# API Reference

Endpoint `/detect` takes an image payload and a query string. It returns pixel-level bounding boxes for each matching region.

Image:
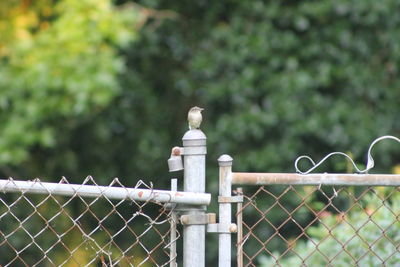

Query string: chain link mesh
[0,177,178,266]
[236,185,400,266]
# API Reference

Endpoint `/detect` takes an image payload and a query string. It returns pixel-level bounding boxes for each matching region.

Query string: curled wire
[295,135,400,174]
[294,152,362,174]
[364,135,400,173]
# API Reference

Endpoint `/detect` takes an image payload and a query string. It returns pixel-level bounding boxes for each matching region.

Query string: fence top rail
[0,178,211,205]
[231,172,400,186]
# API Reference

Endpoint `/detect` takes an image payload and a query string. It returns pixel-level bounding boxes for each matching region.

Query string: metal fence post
[236,187,243,267]
[218,154,233,267]
[182,129,207,267]
[170,178,178,267]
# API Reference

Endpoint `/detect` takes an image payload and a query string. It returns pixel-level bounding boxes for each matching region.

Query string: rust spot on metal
[207,213,216,224]
[138,191,143,198]
[172,146,181,156]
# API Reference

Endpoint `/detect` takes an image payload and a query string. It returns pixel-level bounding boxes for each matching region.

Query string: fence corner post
[182,129,207,267]
[218,154,233,267]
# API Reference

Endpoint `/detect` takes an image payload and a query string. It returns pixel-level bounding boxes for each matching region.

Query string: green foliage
[114,0,400,182]
[1,0,400,265]
[259,191,400,266]
[2,0,398,180]
[0,0,138,164]
[109,4,400,264]
[189,0,400,173]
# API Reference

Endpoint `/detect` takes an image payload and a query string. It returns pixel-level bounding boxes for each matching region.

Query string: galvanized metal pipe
[218,155,233,267]
[170,178,178,267]
[182,129,207,267]
[236,187,243,267]
[231,172,400,186]
[0,179,211,205]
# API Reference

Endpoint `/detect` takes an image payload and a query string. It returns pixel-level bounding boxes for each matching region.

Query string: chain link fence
[0,177,178,266]
[230,135,400,267]
[0,130,398,267]
[235,185,400,266]
[236,186,400,266]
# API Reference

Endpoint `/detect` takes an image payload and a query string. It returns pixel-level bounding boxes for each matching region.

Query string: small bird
[188,106,204,130]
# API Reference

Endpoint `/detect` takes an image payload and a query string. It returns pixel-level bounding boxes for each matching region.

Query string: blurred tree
[108,0,400,263]
[115,0,400,181]
[2,1,399,183]
[0,0,139,173]
[191,0,400,175]
[1,0,400,264]
[5,0,399,183]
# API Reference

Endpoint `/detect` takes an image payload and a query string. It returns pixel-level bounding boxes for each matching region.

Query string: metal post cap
[218,154,233,166]
[182,129,206,147]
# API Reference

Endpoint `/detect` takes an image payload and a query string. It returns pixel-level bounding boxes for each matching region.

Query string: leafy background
[0,0,399,265]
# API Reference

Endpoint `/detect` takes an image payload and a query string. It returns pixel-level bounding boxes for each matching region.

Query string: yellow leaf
[392,164,400,174]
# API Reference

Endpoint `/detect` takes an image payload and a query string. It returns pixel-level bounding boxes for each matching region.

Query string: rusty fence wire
[0,177,178,266]
[236,185,400,266]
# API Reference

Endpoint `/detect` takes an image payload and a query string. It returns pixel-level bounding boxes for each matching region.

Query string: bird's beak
[199,107,204,111]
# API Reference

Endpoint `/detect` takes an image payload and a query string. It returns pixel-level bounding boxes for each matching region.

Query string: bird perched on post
[188,106,204,130]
